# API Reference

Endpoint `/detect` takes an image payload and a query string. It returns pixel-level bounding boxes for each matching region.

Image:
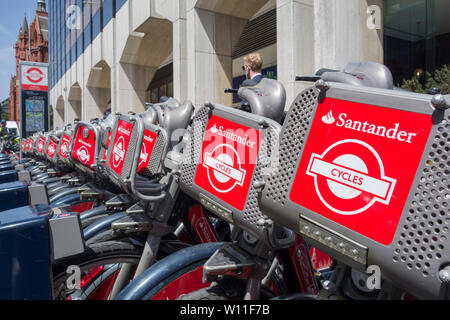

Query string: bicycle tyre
[52,241,143,300]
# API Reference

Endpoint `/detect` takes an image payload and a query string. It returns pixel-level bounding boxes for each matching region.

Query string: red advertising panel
[28,138,34,151]
[37,136,46,154]
[21,65,48,92]
[71,126,96,168]
[194,115,261,211]
[109,120,134,176]
[289,98,433,245]
[138,129,158,174]
[59,135,71,159]
[46,139,58,159]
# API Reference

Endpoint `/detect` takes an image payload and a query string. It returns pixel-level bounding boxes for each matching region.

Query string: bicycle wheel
[115,242,286,300]
[52,241,143,300]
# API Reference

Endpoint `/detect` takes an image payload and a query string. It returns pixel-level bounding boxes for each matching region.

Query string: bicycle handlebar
[295,75,321,82]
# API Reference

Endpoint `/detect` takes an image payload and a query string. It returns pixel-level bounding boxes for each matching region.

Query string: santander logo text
[322,110,418,143]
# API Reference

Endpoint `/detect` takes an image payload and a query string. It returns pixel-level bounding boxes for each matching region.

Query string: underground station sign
[21,64,48,92]
[290,98,433,245]
[195,115,261,211]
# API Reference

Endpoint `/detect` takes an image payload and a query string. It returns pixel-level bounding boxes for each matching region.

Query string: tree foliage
[401,65,450,94]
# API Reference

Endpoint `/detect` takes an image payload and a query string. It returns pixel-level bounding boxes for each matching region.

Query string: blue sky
[0,0,41,101]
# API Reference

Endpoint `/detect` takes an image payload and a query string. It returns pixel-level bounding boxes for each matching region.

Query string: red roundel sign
[109,120,134,176]
[71,126,95,168]
[37,136,46,154]
[138,129,158,174]
[194,115,261,211]
[28,138,34,151]
[25,67,45,83]
[21,65,48,91]
[59,135,71,159]
[46,140,58,159]
[290,98,433,245]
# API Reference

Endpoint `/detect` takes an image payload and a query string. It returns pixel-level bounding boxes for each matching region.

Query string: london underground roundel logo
[306,139,396,215]
[61,142,68,156]
[112,136,126,169]
[77,146,90,164]
[25,67,45,83]
[203,143,247,193]
[47,143,56,157]
[194,115,261,211]
[38,139,44,153]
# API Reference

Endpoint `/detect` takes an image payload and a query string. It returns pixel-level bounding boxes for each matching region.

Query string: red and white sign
[21,140,26,152]
[188,205,218,243]
[46,140,58,159]
[28,138,34,151]
[194,115,260,211]
[37,136,46,154]
[290,97,433,245]
[288,235,319,294]
[21,64,48,91]
[71,126,95,168]
[109,120,133,176]
[59,135,71,159]
[138,129,158,174]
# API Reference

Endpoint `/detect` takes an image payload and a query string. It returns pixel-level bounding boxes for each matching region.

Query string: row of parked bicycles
[0,61,448,300]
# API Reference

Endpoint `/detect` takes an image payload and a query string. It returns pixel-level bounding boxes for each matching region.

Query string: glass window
[384,0,450,86]
[103,0,114,27]
[116,0,127,12]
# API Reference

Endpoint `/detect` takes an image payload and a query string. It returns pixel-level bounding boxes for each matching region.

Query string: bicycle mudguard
[115,242,224,300]
[260,82,449,299]
[0,181,29,211]
[83,211,126,241]
[0,170,17,184]
[50,193,84,207]
[0,204,53,299]
[49,186,80,202]
[179,103,288,249]
[0,164,14,172]
[79,205,107,221]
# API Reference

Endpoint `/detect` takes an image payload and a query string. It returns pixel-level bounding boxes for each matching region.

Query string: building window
[147,63,173,103]
[384,0,450,85]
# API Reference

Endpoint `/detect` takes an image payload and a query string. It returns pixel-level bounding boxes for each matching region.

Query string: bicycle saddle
[321,61,394,90]
[238,78,286,123]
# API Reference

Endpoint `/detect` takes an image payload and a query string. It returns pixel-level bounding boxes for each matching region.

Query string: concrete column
[185,7,247,107]
[67,85,82,123]
[313,0,383,71]
[277,0,315,108]
[173,12,188,101]
[115,62,157,115]
[277,0,384,108]
[53,98,65,128]
[66,100,81,123]
[84,87,110,120]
